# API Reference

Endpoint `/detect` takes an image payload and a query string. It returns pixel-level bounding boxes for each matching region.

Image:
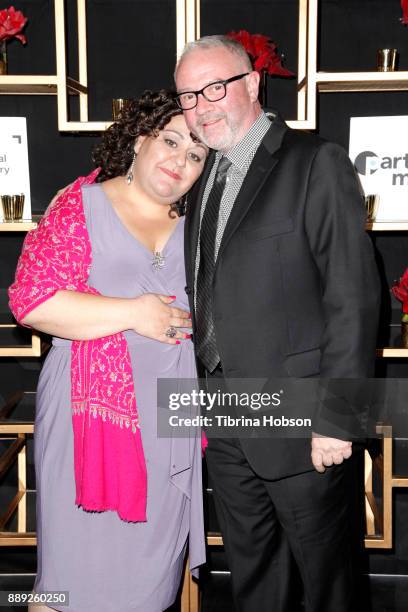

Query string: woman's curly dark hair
[92,89,183,183]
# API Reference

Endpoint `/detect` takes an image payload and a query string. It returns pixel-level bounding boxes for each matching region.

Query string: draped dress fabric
[33,183,205,612]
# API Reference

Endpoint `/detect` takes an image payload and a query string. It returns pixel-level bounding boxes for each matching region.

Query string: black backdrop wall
[1,0,408,609]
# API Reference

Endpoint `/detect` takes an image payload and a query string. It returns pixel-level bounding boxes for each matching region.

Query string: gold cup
[377,48,397,72]
[365,194,380,221]
[0,194,25,221]
[112,98,130,121]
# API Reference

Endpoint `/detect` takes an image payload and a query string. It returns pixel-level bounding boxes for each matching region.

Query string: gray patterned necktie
[195,156,231,372]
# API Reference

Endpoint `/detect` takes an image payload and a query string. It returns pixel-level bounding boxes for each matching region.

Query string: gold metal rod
[297,0,308,121]
[180,559,190,612]
[176,0,186,61]
[0,391,23,419]
[77,0,88,121]
[17,434,27,533]
[0,424,34,434]
[0,437,25,480]
[206,534,223,546]
[0,490,25,530]
[0,533,36,546]
[306,0,318,129]
[54,0,68,129]
[392,477,408,487]
[365,496,375,536]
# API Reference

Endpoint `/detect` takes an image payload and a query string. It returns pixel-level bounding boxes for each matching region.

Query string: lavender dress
[33,183,205,612]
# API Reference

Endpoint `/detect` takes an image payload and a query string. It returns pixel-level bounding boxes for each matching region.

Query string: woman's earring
[126,151,136,185]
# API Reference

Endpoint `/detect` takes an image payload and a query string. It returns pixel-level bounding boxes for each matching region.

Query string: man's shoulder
[281,125,350,168]
[283,123,326,151]
[263,110,328,158]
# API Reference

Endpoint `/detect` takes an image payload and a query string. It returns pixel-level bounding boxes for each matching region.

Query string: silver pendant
[126,169,133,185]
[152,251,165,271]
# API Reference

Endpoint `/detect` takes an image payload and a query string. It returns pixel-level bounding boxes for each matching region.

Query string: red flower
[401,0,408,25]
[227,29,294,77]
[0,6,27,44]
[231,30,255,56]
[392,268,408,313]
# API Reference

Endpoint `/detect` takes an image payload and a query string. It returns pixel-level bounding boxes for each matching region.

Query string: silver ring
[165,326,177,338]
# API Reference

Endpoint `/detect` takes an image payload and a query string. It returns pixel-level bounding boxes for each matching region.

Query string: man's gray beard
[196,117,239,152]
[199,129,234,153]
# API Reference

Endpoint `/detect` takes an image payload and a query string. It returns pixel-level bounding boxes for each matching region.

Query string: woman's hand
[20,291,192,343]
[132,294,192,344]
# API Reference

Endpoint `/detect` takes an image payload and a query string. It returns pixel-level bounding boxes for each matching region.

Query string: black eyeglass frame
[175,72,250,110]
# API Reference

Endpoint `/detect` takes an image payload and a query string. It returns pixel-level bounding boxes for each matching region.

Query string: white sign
[349,116,408,221]
[0,117,31,220]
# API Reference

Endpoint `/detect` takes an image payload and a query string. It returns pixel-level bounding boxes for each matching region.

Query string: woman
[8,90,209,612]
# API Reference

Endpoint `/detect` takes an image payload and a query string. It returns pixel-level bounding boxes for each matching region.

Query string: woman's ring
[165,326,177,338]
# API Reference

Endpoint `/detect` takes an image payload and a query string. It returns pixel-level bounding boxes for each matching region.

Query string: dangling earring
[126,151,136,185]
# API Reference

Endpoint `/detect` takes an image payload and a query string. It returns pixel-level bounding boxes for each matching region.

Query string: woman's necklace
[152,251,165,271]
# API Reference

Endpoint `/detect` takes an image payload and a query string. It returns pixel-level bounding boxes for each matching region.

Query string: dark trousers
[206,436,365,612]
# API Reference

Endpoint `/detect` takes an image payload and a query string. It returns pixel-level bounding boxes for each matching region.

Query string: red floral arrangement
[392,268,408,320]
[401,0,408,25]
[227,30,294,77]
[0,6,27,44]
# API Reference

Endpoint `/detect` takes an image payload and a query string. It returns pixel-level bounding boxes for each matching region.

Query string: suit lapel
[216,114,288,265]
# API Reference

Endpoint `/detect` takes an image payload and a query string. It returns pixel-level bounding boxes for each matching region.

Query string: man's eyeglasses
[175,73,249,110]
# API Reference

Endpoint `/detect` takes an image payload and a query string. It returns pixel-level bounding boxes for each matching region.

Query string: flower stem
[0,40,7,75]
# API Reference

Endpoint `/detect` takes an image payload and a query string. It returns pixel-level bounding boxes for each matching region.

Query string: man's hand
[311,432,352,473]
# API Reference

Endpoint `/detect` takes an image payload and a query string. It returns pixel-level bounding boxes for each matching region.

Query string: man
[174,35,380,611]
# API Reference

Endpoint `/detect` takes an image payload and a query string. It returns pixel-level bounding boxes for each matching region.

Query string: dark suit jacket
[184,112,381,479]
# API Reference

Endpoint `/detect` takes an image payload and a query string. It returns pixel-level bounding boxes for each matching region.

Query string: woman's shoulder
[81,182,109,228]
[81,182,102,195]
[83,177,123,200]
[81,182,105,205]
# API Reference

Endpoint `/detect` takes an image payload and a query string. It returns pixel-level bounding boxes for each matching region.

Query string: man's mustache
[196,113,226,127]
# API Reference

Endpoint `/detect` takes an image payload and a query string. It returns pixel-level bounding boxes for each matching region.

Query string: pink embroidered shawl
[8,170,147,522]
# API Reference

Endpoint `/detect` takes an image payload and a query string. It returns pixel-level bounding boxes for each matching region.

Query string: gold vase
[0,40,7,75]
[401,321,408,348]
[0,194,25,221]
[112,98,130,121]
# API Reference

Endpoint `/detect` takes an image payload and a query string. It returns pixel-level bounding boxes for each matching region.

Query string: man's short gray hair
[175,35,253,79]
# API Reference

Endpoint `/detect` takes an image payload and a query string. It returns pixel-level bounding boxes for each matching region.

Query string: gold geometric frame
[1,1,408,131]
[297,0,408,130]
[365,425,408,549]
[0,217,46,356]
[0,392,36,546]
[51,0,316,131]
[175,0,311,130]
[56,0,203,131]
[0,326,42,357]
[176,0,408,131]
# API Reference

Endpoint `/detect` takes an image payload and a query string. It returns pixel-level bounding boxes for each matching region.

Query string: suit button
[185,285,192,295]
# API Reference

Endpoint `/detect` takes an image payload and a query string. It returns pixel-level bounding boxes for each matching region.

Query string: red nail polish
[169,295,176,299]
[185,334,192,339]
[175,340,181,345]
